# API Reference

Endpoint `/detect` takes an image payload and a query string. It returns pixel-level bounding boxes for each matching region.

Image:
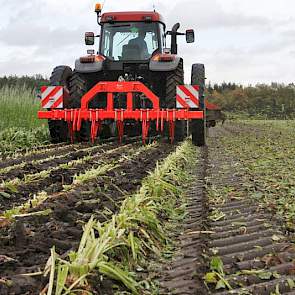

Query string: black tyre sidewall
[48,66,73,143]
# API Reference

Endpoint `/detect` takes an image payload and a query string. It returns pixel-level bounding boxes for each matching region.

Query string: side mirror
[85,32,95,46]
[186,29,195,43]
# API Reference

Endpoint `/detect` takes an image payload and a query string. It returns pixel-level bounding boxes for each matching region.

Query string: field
[0,85,49,157]
[0,118,294,294]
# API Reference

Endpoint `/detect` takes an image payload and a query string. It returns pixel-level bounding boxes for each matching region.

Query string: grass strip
[44,140,197,294]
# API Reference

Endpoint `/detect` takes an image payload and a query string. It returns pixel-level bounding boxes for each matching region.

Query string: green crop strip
[0,127,49,158]
[43,140,197,294]
[0,142,114,176]
[0,191,50,220]
[64,143,157,189]
[0,144,134,194]
[0,144,157,223]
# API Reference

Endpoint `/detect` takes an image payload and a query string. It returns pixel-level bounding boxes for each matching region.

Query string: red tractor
[38,4,221,146]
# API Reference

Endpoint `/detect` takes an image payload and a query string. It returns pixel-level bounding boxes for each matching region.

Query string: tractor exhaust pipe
[171,23,180,54]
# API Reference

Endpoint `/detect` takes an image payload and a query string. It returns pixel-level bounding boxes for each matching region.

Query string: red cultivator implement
[38,81,204,144]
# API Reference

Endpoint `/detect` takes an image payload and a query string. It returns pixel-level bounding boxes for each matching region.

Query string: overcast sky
[0,0,294,85]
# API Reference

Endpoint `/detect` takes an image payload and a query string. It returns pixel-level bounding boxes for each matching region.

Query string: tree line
[0,75,48,90]
[206,82,295,119]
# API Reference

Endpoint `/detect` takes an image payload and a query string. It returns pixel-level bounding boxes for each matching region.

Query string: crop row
[0,141,176,294]
[41,140,197,294]
[0,142,150,214]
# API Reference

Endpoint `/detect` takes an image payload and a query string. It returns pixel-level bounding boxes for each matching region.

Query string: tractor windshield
[100,22,161,61]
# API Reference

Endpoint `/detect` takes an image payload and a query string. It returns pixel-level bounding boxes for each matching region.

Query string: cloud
[0,25,84,49]
[0,0,294,84]
[167,0,270,30]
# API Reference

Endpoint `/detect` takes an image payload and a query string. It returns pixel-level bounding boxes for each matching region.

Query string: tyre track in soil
[159,146,208,295]
[0,140,143,213]
[160,125,295,295]
[0,143,175,295]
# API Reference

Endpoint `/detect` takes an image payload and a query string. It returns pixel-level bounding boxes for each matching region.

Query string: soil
[157,124,295,295]
[1,123,295,295]
[0,142,137,212]
[0,141,174,294]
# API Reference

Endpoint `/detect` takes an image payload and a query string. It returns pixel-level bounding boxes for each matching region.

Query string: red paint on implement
[206,101,221,110]
[101,11,164,23]
[38,81,204,144]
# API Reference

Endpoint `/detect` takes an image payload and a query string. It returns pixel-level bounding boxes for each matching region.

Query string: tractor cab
[99,21,164,61]
[98,11,166,62]
[84,8,195,62]
[81,8,195,81]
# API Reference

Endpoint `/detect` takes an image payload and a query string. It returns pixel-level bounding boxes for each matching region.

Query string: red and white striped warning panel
[176,85,199,108]
[40,86,64,109]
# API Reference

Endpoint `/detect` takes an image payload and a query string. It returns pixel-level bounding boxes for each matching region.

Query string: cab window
[101,22,160,60]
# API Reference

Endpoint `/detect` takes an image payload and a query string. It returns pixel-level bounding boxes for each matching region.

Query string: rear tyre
[191,64,206,146]
[68,73,91,142]
[191,64,205,98]
[192,119,206,146]
[48,66,73,143]
[165,60,186,141]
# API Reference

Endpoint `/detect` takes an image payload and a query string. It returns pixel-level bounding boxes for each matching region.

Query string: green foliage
[0,126,49,158]
[0,82,49,156]
[0,75,48,90]
[0,85,45,130]
[204,256,232,290]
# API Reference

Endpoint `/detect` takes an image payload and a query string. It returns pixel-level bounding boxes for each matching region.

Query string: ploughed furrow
[0,141,139,212]
[0,141,119,182]
[208,200,295,294]
[0,142,68,162]
[0,143,174,294]
[205,126,295,295]
[0,142,87,170]
[0,136,141,172]
[159,147,208,295]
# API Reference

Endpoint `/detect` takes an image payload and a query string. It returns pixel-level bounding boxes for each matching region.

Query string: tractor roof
[101,11,164,23]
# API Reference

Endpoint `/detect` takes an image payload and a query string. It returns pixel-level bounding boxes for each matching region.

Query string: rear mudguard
[75,59,103,73]
[149,56,181,72]
[75,56,181,73]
